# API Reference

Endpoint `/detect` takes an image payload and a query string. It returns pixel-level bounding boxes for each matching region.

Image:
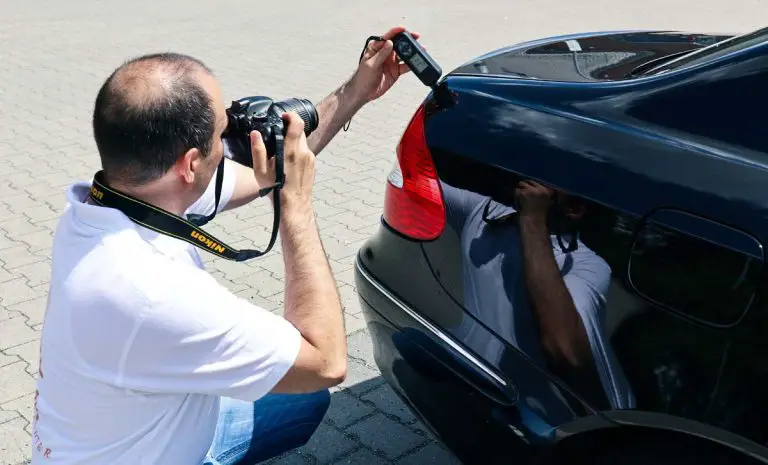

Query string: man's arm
[305,80,365,155]
[221,81,365,212]
[306,24,421,155]
[514,180,596,368]
[223,25,417,211]
[518,205,617,410]
[271,197,347,392]
[518,213,594,368]
[255,114,347,394]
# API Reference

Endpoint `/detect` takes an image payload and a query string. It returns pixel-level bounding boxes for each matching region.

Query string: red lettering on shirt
[32,335,53,459]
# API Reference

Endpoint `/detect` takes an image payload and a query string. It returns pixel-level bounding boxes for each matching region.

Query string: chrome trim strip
[355,257,509,388]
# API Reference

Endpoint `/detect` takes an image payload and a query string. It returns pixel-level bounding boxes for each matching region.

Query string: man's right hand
[277,112,316,218]
[250,112,316,219]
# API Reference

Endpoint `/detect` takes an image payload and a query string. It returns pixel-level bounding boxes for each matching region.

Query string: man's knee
[253,389,331,436]
[271,389,331,430]
[238,390,331,463]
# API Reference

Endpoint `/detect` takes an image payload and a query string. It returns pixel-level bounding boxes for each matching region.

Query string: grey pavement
[0,1,764,464]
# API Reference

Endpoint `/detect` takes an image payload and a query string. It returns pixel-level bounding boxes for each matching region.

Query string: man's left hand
[515,180,555,221]
[350,26,421,103]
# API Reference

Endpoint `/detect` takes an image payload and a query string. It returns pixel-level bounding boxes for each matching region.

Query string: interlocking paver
[0,418,30,465]
[0,305,11,323]
[325,391,376,430]
[0,410,21,425]
[1,394,36,427]
[297,423,359,464]
[0,247,44,272]
[0,319,38,352]
[0,362,35,405]
[0,353,20,369]
[396,443,463,465]
[4,343,40,377]
[12,231,54,255]
[4,299,46,327]
[360,386,417,424]
[0,278,44,309]
[343,314,367,335]
[0,219,47,239]
[345,331,376,367]
[266,452,312,465]
[2,1,764,463]
[331,448,389,465]
[10,262,50,289]
[233,272,285,298]
[346,414,426,461]
[336,360,385,397]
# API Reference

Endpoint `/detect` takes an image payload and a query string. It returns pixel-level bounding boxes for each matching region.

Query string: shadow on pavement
[264,371,463,465]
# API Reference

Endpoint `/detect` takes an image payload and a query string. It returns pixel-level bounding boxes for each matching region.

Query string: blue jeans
[203,390,331,465]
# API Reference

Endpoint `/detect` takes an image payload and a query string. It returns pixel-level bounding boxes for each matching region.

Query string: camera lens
[273,98,320,135]
[396,40,413,58]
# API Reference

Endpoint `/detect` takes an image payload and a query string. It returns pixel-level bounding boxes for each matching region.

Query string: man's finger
[398,63,411,75]
[282,112,305,140]
[521,180,543,189]
[381,25,406,40]
[281,111,309,159]
[370,40,394,67]
[364,41,384,62]
[250,130,267,170]
[366,29,418,61]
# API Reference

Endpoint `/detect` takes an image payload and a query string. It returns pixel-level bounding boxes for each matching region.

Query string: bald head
[92,53,217,185]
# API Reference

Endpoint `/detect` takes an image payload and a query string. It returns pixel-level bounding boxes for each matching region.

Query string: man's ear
[175,147,202,185]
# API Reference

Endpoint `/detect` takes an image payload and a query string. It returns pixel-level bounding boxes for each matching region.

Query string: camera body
[392,31,442,87]
[222,96,319,167]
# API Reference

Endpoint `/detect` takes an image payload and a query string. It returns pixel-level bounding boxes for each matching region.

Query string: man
[31,26,417,465]
[441,178,634,432]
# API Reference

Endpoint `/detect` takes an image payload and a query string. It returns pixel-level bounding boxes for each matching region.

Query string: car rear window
[646,26,768,75]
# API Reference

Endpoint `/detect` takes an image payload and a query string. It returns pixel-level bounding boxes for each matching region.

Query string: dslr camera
[222,96,319,167]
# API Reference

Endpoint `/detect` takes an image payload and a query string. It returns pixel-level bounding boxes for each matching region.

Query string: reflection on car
[354,25,768,465]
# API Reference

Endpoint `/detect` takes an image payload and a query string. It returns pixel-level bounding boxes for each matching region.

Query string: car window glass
[647,26,768,75]
[628,209,763,326]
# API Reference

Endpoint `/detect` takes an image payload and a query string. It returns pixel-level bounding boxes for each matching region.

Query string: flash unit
[392,31,442,88]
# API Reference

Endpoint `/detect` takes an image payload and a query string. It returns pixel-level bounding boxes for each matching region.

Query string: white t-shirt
[31,160,302,465]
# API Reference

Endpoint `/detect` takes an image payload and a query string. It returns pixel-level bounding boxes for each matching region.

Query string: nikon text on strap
[88,135,285,261]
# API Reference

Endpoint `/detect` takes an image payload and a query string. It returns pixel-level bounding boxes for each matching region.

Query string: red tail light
[383,103,445,240]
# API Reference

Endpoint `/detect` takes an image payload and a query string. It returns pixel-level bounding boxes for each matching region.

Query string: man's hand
[250,113,316,213]
[223,26,423,210]
[276,112,316,217]
[350,26,421,103]
[515,180,554,222]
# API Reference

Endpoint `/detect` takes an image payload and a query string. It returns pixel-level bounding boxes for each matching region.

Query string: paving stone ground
[0,1,764,463]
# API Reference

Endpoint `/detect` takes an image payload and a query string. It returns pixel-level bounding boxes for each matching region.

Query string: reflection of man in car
[442,178,634,416]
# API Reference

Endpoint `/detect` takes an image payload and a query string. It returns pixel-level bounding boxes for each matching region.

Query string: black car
[354,26,768,465]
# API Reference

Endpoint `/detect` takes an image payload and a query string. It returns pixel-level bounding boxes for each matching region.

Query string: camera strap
[88,135,285,262]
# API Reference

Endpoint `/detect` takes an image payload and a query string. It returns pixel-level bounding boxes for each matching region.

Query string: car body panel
[356,26,768,463]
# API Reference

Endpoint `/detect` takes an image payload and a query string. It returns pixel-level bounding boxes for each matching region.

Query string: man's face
[189,70,229,198]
